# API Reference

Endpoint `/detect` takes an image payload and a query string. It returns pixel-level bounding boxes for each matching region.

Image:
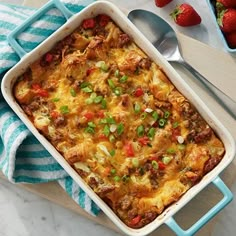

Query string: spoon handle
[180,60,236,120]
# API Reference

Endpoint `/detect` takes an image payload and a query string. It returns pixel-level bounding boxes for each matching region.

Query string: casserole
[1,1,235,235]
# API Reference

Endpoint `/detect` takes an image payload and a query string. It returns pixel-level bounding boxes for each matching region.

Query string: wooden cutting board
[1,34,236,236]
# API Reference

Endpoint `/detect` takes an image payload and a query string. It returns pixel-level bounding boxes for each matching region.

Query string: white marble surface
[0,178,121,236]
[0,0,236,236]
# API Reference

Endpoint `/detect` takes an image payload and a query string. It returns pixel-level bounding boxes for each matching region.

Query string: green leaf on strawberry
[217,9,236,33]
[170,4,201,27]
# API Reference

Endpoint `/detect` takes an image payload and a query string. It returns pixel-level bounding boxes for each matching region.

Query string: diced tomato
[149,154,158,161]
[103,167,111,177]
[171,127,181,142]
[82,18,96,29]
[98,134,108,141]
[83,111,94,121]
[45,53,53,63]
[134,87,144,97]
[86,67,96,76]
[98,14,110,27]
[158,161,166,170]
[138,136,149,146]
[50,110,59,119]
[124,142,135,157]
[130,215,142,226]
[37,89,49,97]
[32,83,41,90]
[152,121,158,128]
[32,83,49,97]
[97,110,105,118]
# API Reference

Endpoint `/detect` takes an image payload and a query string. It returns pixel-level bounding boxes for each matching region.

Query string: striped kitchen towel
[0,0,100,215]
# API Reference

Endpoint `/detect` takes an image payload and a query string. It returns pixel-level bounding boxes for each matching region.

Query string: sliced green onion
[101,99,107,109]
[151,160,159,169]
[110,168,116,174]
[103,125,110,137]
[52,97,60,102]
[85,126,95,134]
[134,102,141,114]
[119,75,128,83]
[106,116,116,124]
[85,98,93,104]
[80,82,90,88]
[90,92,97,99]
[166,148,176,154]
[110,149,115,157]
[88,122,96,128]
[178,144,186,150]
[114,87,122,96]
[109,134,115,143]
[140,112,147,120]
[114,176,120,182]
[100,118,108,124]
[122,175,130,182]
[85,93,97,104]
[100,62,109,72]
[152,111,159,121]
[139,167,145,175]
[82,86,93,93]
[60,105,69,114]
[159,118,166,128]
[162,156,173,165]
[148,127,156,139]
[164,111,170,119]
[110,124,117,133]
[108,79,115,89]
[173,121,179,128]
[132,158,139,168]
[137,125,144,137]
[94,95,103,104]
[114,69,120,77]
[145,108,153,113]
[70,88,76,97]
[117,123,124,135]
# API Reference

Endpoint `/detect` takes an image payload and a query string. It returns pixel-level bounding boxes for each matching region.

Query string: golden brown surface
[13,15,225,228]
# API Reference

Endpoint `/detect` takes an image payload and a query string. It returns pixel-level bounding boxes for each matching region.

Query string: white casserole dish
[1,1,235,235]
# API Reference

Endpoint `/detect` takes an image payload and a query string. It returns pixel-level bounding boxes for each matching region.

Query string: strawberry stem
[170,5,182,22]
[217,9,227,27]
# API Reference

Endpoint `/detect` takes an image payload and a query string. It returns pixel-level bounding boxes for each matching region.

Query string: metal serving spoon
[128,9,236,119]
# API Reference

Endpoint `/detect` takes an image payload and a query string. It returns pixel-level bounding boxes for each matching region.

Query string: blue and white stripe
[0,0,99,216]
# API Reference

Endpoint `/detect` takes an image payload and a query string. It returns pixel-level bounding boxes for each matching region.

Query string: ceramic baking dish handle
[165,176,233,236]
[7,0,73,58]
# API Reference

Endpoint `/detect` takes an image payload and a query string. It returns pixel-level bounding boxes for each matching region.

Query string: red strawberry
[225,31,236,48]
[216,0,236,9]
[217,9,236,33]
[155,0,173,8]
[170,4,202,27]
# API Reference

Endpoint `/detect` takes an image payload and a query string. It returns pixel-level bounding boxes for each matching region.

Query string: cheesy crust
[14,15,225,228]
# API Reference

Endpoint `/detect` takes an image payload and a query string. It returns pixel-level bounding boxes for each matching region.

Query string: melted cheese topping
[14,15,225,229]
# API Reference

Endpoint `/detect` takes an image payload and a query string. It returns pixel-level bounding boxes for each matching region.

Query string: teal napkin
[0,0,100,216]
